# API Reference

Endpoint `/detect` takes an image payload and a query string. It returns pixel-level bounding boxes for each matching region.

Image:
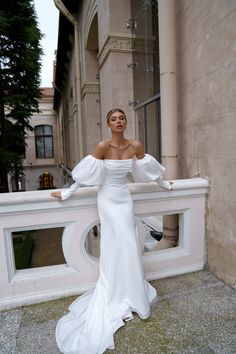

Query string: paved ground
[0,270,236,354]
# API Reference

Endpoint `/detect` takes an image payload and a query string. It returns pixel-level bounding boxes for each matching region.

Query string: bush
[13,236,33,269]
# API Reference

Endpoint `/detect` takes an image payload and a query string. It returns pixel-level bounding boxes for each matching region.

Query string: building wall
[82,0,136,143]
[81,0,137,142]
[58,47,78,168]
[23,88,62,190]
[176,1,236,288]
[56,0,160,161]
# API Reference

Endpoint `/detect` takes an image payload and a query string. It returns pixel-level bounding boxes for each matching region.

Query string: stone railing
[0,178,209,310]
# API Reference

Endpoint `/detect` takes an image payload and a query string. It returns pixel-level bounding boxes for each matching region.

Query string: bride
[51,108,172,354]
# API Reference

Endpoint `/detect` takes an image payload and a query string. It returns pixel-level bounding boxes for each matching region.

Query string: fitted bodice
[103,159,133,186]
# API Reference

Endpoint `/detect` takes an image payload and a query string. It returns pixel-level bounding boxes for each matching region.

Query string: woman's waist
[102,176,127,186]
[100,181,129,189]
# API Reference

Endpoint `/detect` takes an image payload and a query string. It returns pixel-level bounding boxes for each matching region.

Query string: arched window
[35,125,54,158]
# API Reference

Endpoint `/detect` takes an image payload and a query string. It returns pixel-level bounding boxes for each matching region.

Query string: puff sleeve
[61,155,105,200]
[132,154,172,190]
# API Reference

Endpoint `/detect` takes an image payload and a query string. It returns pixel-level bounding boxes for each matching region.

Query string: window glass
[44,137,53,157]
[35,125,44,136]
[35,125,53,158]
[44,125,53,135]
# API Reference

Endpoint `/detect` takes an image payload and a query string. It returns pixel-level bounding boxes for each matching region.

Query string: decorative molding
[73,103,78,115]
[98,33,155,68]
[81,82,100,98]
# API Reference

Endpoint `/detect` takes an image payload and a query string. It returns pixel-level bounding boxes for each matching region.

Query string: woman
[51,108,172,354]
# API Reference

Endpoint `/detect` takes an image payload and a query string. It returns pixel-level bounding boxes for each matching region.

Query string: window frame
[35,124,54,159]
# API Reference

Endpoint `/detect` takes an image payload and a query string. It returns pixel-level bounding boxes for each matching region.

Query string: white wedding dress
[56,154,167,354]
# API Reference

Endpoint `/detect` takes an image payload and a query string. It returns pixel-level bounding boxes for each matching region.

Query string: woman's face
[108,111,127,132]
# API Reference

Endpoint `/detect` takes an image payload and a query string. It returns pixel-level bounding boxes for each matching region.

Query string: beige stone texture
[82,90,101,154]
[56,46,80,169]
[109,0,131,34]
[176,0,236,288]
[23,89,62,191]
[76,0,137,152]
[23,165,62,191]
[56,0,161,159]
[80,5,101,155]
[97,0,110,50]
[99,51,135,140]
[96,0,137,140]
[83,50,99,82]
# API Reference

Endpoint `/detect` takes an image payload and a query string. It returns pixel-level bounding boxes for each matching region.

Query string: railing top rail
[0,178,210,210]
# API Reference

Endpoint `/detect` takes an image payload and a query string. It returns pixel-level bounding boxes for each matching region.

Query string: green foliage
[0,0,43,192]
[13,234,33,269]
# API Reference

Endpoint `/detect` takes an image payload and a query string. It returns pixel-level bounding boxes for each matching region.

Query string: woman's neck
[110,132,128,147]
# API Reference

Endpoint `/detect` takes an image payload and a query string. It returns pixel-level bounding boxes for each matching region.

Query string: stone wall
[23,89,61,191]
[176,0,236,288]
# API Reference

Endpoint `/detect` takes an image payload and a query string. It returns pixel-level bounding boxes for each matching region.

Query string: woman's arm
[51,144,105,201]
[132,140,173,190]
[131,140,145,159]
[51,181,82,201]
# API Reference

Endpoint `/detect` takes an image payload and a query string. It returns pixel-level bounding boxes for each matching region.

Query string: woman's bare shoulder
[92,140,110,159]
[130,140,143,148]
[130,140,145,158]
[96,139,111,150]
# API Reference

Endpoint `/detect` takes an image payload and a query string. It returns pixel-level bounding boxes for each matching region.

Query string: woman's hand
[51,191,62,200]
[156,178,173,190]
[160,181,173,190]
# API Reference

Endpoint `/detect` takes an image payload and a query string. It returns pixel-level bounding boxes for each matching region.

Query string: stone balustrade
[0,178,209,310]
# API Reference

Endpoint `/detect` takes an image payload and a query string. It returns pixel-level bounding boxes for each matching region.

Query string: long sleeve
[155,177,172,190]
[61,181,82,200]
[132,154,172,190]
[132,154,165,182]
[61,155,105,200]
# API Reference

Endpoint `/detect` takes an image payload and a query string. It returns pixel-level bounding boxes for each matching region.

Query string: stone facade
[23,88,62,191]
[176,1,236,288]
[54,0,160,164]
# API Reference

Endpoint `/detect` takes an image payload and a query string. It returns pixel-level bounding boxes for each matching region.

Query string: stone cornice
[98,32,155,68]
[81,82,100,98]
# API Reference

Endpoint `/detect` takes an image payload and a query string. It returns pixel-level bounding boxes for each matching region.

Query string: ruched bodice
[60,154,167,200]
[103,159,132,186]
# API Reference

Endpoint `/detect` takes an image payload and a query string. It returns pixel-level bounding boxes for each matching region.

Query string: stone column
[74,22,84,160]
[158,0,178,178]
[97,0,135,140]
[156,0,178,250]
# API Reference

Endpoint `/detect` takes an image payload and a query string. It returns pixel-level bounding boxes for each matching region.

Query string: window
[38,171,54,189]
[35,125,54,158]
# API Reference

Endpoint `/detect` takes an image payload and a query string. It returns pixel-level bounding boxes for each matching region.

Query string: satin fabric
[57,155,165,354]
